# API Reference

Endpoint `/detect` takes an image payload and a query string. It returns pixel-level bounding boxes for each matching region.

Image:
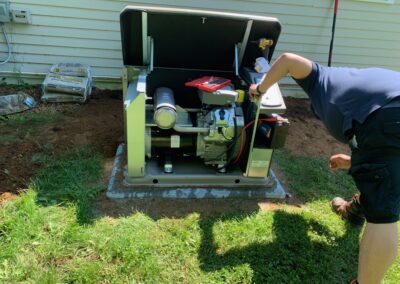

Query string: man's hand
[247,53,312,101]
[248,84,262,101]
[329,154,351,170]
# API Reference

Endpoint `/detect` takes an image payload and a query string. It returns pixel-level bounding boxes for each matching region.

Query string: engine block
[196,106,244,167]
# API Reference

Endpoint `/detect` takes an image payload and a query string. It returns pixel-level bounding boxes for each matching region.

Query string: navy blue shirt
[294,62,400,143]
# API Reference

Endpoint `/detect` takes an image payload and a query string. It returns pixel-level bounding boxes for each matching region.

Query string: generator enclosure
[119,5,289,189]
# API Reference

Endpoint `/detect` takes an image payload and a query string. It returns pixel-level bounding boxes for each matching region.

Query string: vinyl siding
[0,0,399,94]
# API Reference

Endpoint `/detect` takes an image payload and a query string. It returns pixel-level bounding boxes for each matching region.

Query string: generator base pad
[107,144,286,199]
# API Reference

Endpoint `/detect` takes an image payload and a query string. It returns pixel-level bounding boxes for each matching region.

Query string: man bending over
[249,53,400,284]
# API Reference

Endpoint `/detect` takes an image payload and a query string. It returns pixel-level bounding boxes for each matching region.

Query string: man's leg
[357,222,398,284]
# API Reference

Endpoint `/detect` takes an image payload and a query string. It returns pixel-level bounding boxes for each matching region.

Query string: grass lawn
[1,144,399,282]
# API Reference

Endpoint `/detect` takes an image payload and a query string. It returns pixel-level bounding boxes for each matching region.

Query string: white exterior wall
[0,0,399,94]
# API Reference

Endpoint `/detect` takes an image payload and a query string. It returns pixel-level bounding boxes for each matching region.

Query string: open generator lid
[120,6,281,71]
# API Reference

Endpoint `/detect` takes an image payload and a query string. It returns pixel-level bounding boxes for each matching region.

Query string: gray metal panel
[125,82,146,178]
[246,148,273,178]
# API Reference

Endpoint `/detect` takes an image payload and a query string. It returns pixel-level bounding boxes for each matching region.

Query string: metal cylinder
[154,87,176,129]
[173,125,209,133]
[151,136,194,148]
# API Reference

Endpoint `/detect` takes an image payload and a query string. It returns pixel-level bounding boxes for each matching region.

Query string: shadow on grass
[93,196,361,283]
[197,210,360,283]
[29,144,361,282]
[31,145,104,225]
[90,147,361,282]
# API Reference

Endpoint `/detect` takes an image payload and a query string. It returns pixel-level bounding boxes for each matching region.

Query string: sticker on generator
[171,135,180,148]
[251,160,269,168]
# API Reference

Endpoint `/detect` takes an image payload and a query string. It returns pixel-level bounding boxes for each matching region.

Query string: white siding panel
[9,44,121,59]
[0,0,399,93]
[22,5,120,22]
[8,26,120,40]
[32,16,120,31]
[10,34,121,51]
[8,54,122,69]
[6,63,121,77]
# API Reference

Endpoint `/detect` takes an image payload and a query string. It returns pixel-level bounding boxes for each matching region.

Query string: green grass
[0,110,62,145]
[273,150,357,202]
[0,148,399,283]
[0,110,62,126]
[31,145,104,223]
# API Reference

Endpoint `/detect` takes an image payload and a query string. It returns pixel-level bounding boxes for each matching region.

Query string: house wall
[0,0,399,95]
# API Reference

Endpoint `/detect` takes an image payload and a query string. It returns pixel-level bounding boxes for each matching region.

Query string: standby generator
[107,5,289,199]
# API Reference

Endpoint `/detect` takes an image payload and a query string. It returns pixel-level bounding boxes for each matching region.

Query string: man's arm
[249,53,313,98]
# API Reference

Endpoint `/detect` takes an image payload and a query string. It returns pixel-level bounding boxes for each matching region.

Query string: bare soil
[0,87,350,214]
[0,87,123,206]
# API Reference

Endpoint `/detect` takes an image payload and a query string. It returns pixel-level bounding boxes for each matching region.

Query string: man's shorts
[350,106,400,224]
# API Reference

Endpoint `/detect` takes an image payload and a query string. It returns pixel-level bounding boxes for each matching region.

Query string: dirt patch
[0,87,349,214]
[0,87,123,196]
[283,97,349,158]
[92,193,301,220]
[0,192,18,207]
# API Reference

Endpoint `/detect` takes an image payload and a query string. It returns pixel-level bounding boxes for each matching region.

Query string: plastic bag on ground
[0,93,37,115]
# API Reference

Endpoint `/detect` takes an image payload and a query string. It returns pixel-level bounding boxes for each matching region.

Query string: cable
[328,0,339,66]
[231,117,288,166]
[210,115,289,171]
[0,23,12,65]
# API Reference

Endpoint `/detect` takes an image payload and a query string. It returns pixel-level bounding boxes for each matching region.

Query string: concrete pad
[107,144,286,199]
